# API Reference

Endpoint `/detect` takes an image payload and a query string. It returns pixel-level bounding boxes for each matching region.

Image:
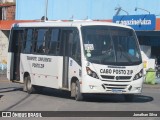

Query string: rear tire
[25,76,35,94]
[23,78,27,92]
[124,94,134,102]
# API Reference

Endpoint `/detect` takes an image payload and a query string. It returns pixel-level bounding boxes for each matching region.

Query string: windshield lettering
[100,69,133,75]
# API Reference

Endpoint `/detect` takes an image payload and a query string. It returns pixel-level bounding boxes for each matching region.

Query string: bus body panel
[19,55,81,90]
[20,54,63,89]
[7,53,13,80]
[68,57,82,90]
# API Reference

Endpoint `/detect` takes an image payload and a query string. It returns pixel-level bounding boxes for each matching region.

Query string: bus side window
[48,28,59,55]
[32,29,38,53]
[37,29,48,54]
[71,30,81,65]
[23,29,32,54]
[22,29,27,52]
[10,29,24,53]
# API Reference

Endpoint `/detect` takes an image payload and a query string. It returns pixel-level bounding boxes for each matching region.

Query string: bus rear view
[80,25,143,101]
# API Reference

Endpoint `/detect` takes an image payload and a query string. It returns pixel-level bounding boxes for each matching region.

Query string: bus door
[61,29,73,88]
[10,30,23,81]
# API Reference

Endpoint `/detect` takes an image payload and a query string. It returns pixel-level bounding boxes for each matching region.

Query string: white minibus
[7,21,143,101]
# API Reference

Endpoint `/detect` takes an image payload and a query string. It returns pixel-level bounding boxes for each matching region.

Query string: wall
[0,0,15,3]
[0,30,8,74]
[16,0,160,20]
[6,5,15,20]
[0,3,15,74]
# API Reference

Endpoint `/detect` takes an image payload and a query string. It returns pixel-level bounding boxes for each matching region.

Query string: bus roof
[11,20,132,29]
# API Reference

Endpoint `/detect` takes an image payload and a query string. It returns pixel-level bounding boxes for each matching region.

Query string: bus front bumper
[81,76,143,94]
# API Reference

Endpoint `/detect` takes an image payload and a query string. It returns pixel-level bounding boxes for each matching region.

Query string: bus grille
[102,84,128,90]
[101,75,132,82]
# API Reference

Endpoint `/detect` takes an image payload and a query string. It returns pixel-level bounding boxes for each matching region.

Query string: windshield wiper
[121,52,133,63]
[117,45,133,63]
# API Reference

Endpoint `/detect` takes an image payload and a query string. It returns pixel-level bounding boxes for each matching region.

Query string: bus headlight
[133,69,143,80]
[86,67,99,79]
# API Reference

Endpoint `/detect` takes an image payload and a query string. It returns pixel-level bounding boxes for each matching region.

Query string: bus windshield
[82,26,142,66]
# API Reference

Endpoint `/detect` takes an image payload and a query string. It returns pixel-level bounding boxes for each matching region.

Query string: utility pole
[45,0,48,21]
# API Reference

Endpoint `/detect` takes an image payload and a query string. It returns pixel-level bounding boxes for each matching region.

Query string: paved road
[0,75,160,120]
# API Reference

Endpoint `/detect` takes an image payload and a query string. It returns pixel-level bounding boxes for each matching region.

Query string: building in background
[0,0,35,74]
[0,0,15,74]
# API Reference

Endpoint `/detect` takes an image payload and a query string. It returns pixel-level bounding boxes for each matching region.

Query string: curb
[143,84,160,89]
[0,80,10,83]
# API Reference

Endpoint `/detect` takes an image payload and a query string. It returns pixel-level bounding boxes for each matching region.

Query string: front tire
[71,81,83,101]
[75,81,83,101]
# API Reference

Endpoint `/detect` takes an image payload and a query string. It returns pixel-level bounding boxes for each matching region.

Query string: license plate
[112,89,122,93]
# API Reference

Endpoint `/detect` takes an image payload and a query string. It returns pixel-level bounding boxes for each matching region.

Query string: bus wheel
[23,78,27,92]
[71,82,76,97]
[25,76,35,94]
[124,94,134,102]
[75,81,83,101]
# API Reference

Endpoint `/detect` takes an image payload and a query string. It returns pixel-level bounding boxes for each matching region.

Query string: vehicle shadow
[82,94,154,103]
[0,87,22,93]
[0,95,3,99]
[36,87,154,103]
[39,87,72,99]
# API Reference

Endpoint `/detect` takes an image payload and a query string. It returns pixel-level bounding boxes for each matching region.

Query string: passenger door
[10,29,23,81]
[61,29,73,88]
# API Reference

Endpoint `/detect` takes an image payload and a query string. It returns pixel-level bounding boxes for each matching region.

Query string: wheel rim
[27,78,32,91]
[75,84,78,99]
